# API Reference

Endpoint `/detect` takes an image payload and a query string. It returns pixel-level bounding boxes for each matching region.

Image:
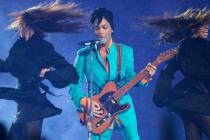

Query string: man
[69,8,156,140]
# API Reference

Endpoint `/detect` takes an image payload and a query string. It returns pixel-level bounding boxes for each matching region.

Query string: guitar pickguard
[99,91,129,115]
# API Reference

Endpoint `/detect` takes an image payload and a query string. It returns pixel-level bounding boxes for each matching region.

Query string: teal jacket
[69,42,143,126]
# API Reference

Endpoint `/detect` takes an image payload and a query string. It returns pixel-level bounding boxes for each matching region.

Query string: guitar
[78,47,178,134]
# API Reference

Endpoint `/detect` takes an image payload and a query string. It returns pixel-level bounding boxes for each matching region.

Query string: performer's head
[90,8,114,45]
[144,8,210,44]
[18,19,35,41]
[7,0,87,41]
[194,24,209,39]
[179,8,210,39]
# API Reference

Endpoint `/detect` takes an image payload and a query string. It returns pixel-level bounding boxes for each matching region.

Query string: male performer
[69,8,156,140]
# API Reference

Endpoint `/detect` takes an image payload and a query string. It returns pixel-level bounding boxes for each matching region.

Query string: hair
[7,0,88,37]
[141,8,210,45]
[90,8,114,30]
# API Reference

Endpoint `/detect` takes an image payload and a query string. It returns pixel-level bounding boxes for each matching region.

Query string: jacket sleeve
[43,43,79,88]
[69,52,86,108]
[125,47,147,87]
[153,58,179,107]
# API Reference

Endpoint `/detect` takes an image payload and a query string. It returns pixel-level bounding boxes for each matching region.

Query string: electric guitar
[78,47,178,134]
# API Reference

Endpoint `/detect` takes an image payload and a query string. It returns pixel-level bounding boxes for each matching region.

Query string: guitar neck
[113,60,159,100]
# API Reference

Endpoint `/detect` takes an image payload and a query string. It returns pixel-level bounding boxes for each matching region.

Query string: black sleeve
[43,43,79,88]
[0,59,7,73]
[153,58,179,107]
[0,43,18,73]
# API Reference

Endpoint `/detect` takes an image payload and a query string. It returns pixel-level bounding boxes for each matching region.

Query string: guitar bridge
[96,113,112,127]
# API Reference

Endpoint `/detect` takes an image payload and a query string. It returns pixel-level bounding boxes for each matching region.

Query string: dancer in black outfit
[145,8,210,140]
[0,1,87,140]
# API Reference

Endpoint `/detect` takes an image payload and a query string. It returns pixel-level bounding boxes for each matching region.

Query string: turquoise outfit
[69,42,142,140]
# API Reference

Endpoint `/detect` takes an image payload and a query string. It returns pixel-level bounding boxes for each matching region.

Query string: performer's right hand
[39,68,50,77]
[81,97,103,118]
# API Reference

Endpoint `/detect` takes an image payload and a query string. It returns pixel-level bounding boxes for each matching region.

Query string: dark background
[0,0,209,140]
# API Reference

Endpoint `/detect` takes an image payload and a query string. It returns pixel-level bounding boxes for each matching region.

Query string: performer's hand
[39,68,50,77]
[81,97,103,118]
[141,63,157,84]
[92,100,103,118]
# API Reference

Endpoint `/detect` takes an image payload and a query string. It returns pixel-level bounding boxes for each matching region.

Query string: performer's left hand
[39,68,50,77]
[141,63,157,84]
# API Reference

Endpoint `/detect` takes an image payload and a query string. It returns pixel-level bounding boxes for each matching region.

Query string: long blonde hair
[8,0,88,37]
[141,8,210,45]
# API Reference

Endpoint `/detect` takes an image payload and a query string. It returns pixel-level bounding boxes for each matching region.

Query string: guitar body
[78,81,130,134]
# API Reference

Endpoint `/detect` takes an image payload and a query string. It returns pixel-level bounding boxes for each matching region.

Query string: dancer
[0,1,86,140]
[146,8,210,140]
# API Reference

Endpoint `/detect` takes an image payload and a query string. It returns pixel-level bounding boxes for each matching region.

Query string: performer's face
[93,17,113,44]
[19,25,34,41]
[196,24,209,39]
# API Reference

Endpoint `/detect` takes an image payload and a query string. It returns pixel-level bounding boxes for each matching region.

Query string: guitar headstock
[154,47,179,66]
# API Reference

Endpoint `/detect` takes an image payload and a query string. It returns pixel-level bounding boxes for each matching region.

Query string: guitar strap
[115,44,122,126]
[116,44,122,85]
